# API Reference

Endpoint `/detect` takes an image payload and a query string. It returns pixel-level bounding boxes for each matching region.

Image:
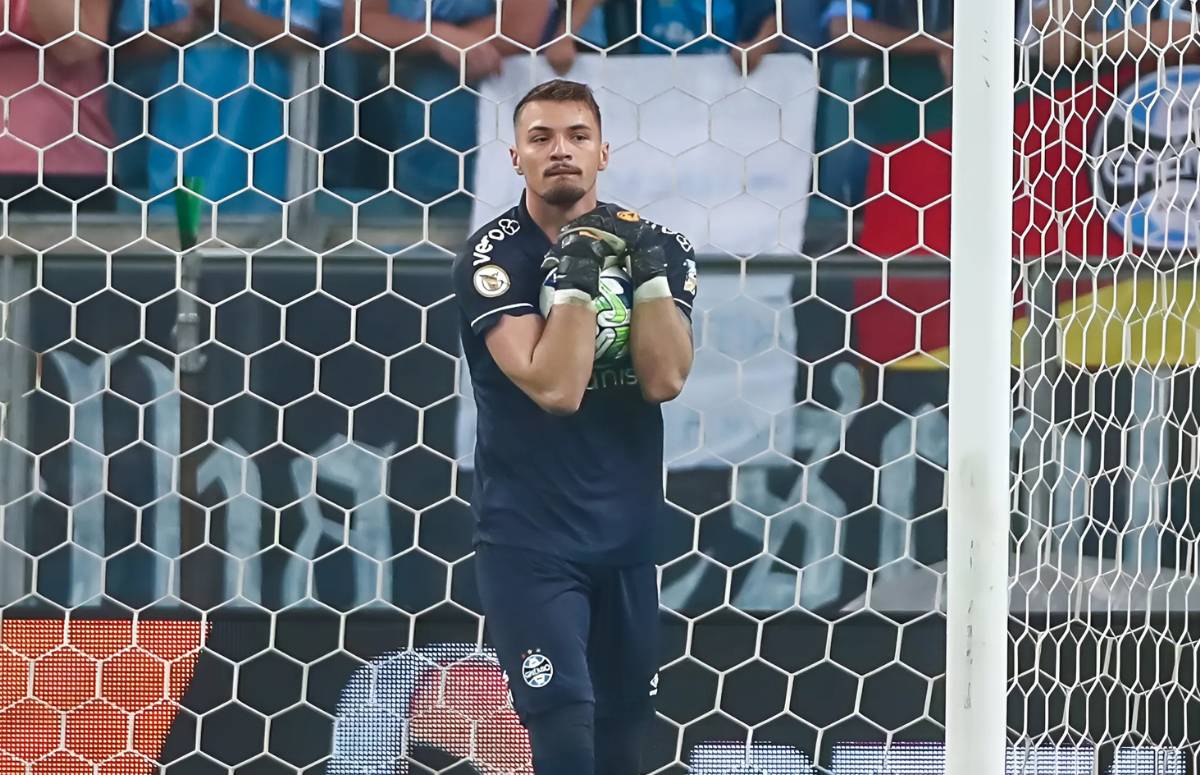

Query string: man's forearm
[484,0,599,57]
[28,0,110,66]
[222,0,315,49]
[152,18,202,47]
[745,13,778,47]
[345,1,446,52]
[828,17,947,55]
[631,301,692,404]
[519,304,598,415]
[1098,19,1200,60]
[560,0,602,34]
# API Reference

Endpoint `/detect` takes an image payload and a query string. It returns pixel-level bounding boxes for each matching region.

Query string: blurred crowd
[0,0,1197,228]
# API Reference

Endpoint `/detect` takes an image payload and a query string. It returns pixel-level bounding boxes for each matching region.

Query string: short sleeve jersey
[821,0,954,145]
[452,195,698,566]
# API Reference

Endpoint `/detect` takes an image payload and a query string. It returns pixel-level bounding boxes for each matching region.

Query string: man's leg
[593,706,653,775]
[525,701,595,775]
[474,542,596,775]
[587,562,660,775]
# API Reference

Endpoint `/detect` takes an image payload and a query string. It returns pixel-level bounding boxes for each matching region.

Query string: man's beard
[543,179,586,207]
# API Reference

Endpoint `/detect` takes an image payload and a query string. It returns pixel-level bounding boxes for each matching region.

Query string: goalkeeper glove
[627,242,671,303]
[540,226,626,305]
[564,207,672,303]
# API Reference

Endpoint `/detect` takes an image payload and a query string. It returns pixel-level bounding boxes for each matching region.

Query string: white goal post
[2,2,1200,774]
[947,1,1016,774]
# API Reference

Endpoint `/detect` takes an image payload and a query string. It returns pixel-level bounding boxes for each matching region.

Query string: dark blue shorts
[474,542,660,722]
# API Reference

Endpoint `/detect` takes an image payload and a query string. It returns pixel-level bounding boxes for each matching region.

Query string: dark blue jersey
[452,194,698,565]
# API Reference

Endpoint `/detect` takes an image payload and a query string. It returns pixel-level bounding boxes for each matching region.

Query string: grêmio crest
[1091,65,1200,253]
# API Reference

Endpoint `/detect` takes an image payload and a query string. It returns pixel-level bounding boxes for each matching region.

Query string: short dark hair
[512,79,603,134]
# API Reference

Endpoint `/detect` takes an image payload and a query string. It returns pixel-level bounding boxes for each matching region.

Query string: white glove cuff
[633,276,672,305]
[553,288,594,307]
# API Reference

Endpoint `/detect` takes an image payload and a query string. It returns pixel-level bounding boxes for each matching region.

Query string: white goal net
[1006,1,1200,772]
[0,0,1196,773]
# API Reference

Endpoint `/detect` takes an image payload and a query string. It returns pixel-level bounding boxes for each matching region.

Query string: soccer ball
[540,265,633,367]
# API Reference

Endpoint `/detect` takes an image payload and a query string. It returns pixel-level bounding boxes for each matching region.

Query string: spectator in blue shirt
[1021,0,1198,70]
[823,0,952,77]
[345,0,606,78]
[638,0,781,73]
[822,0,952,145]
[116,0,319,214]
[315,0,344,43]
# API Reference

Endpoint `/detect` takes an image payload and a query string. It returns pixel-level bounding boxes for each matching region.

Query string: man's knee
[525,701,595,775]
[594,703,653,775]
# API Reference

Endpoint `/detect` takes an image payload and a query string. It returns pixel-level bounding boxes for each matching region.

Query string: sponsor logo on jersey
[616,210,640,222]
[473,265,511,298]
[587,366,639,392]
[472,218,521,265]
[521,651,553,688]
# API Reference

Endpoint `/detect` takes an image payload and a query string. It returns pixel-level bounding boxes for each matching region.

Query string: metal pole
[286,51,321,246]
[946,0,1014,772]
[174,184,212,606]
[0,252,33,605]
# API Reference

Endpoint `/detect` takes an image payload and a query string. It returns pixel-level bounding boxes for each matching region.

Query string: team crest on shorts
[521,650,554,688]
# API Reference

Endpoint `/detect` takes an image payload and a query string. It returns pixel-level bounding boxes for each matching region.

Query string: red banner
[853,75,1129,366]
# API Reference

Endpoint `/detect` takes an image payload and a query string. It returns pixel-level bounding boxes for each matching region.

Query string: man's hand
[433,25,503,80]
[937,47,953,83]
[541,225,626,301]
[558,207,672,302]
[554,207,694,403]
[731,38,778,75]
[731,14,779,74]
[934,29,953,81]
[545,34,577,75]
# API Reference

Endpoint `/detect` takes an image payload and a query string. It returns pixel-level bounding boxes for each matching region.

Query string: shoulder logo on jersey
[472,218,522,266]
[683,258,698,295]
[473,265,511,298]
[616,210,640,223]
[521,650,553,688]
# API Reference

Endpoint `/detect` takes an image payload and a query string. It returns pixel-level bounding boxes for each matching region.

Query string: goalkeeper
[451,79,697,775]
